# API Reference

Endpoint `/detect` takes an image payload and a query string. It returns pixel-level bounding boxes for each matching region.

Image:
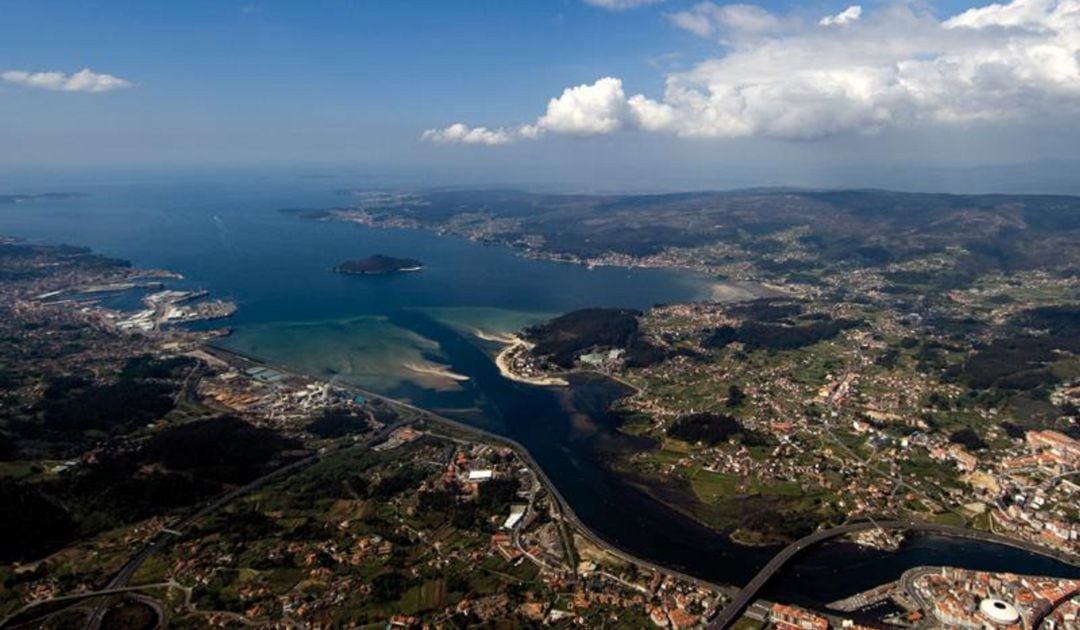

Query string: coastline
[206,345,1080,561]
[488,333,570,387]
[326,212,783,299]
[20,224,1080,602]
[139,217,1080,616]
[200,341,731,598]
[10,187,1080,626]
[202,341,1080,622]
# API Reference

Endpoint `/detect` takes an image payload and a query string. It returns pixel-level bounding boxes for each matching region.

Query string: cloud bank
[425,0,1080,144]
[1,68,132,93]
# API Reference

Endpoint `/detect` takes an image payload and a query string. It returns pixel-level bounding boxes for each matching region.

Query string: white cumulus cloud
[1,68,132,93]
[423,78,665,144]
[536,77,632,135]
[583,0,667,10]
[421,123,515,146]
[425,0,1080,144]
[819,5,862,26]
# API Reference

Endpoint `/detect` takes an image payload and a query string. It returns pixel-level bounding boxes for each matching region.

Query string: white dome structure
[979,598,1020,626]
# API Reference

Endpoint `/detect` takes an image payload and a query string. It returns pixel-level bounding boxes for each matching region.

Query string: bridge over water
[707,520,1080,629]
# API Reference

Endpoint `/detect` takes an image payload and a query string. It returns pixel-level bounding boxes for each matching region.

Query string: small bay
[2,171,1077,606]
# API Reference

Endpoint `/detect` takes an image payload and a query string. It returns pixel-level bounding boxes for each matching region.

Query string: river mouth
[223,305,1080,606]
[216,259,1080,608]
[4,177,1080,608]
[221,306,785,585]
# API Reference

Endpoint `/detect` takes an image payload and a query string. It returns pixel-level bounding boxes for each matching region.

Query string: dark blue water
[0,174,711,323]
[2,169,1078,604]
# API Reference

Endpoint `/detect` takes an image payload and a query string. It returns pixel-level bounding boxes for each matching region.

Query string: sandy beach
[402,361,471,382]
[473,329,518,344]
[481,331,569,387]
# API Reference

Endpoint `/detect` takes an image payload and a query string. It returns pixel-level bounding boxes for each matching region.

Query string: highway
[201,346,731,593]
[68,346,1080,630]
[74,384,724,629]
[20,344,1077,630]
[0,583,176,629]
[706,520,1080,629]
[392,396,732,594]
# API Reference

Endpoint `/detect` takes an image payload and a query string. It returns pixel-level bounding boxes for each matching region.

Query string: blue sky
[3,0,1079,191]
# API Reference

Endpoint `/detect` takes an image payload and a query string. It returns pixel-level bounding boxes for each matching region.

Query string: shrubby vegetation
[371,572,410,602]
[667,413,775,448]
[0,432,16,461]
[334,255,423,275]
[0,241,128,281]
[306,407,371,438]
[39,376,177,433]
[373,466,429,501]
[1000,422,1027,440]
[120,354,196,380]
[525,308,641,368]
[624,336,678,368]
[726,385,745,408]
[726,298,804,322]
[475,477,521,514]
[962,338,1059,390]
[1014,305,1080,351]
[949,427,989,451]
[335,190,1080,289]
[704,316,860,352]
[143,416,301,484]
[0,414,302,563]
[0,478,76,562]
[742,506,823,541]
[956,306,1078,403]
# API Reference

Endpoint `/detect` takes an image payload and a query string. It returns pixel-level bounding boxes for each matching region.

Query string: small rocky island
[334,254,423,275]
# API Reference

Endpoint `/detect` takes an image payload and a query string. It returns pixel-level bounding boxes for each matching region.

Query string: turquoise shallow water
[3,170,1078,605]
[0,172,721,396]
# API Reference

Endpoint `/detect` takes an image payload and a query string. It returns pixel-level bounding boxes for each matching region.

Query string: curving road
[129,348,1080,630]
[707,520,1080,629]
[78,420,404,630]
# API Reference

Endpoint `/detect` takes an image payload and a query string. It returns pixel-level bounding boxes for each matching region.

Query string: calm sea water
[2,169,1077,604]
